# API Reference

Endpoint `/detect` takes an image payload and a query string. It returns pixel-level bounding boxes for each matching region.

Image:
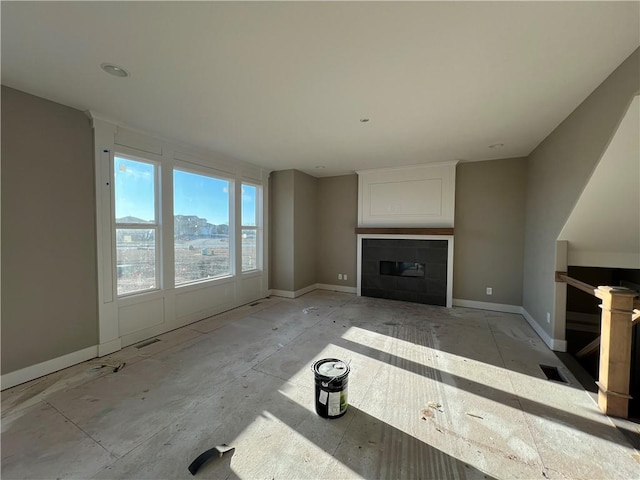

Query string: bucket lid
[314,358,349,378]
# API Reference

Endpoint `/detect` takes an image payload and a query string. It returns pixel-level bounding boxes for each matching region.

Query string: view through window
[241,184,258,271]
[114,156,159,296]
[114,154,260,296]
[174,169,231,285]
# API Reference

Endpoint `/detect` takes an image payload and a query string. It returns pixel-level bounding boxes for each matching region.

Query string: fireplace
[355,162,457,307]
[356,233,454,307]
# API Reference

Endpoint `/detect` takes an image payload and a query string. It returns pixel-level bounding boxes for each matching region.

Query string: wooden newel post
[595,286,638,418]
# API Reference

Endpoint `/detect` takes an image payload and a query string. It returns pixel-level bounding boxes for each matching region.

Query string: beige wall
[1,86,98,374]
[523,47,640,341]
[316,174,358,287]
[269,169,319,293]
[271,165,527,302]
[269,170,295,291]
[293,170,317,291]
[454,158,527,306]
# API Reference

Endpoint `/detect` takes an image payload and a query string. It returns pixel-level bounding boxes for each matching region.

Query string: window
[114,156,159,296]
[174,169,231,285]
[241,183,259,271]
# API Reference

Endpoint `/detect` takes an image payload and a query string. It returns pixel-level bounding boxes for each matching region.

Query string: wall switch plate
[486,287,492,295]
[343,274,348,281]
[338,274,343,280]
[546,312,551,323]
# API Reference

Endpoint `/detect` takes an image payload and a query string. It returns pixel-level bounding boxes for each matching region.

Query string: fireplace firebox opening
[380,261,426,278]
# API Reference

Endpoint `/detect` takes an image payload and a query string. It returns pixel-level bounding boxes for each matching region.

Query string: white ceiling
[2,2,639,177]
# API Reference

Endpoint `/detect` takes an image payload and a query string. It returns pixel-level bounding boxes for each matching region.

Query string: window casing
[114,155,160,296]
[112,153,261,296]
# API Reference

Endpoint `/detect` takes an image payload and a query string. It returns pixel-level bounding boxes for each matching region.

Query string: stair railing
[556,272,639,418]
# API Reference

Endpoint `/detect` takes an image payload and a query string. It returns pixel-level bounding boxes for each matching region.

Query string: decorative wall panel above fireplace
[357,161,458,227]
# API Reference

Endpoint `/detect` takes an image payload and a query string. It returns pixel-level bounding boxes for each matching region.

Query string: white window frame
[91,116,269,359]
[113,153,162,297]
[173,162,235,287]
[240,182,263,273]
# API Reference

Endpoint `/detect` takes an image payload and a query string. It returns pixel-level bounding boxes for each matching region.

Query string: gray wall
[293,170,317,291]
[1,86,98,374]
[454,158,527,306]
[269,170,295,291]
[316,174,358,287]
[523,47,640,340]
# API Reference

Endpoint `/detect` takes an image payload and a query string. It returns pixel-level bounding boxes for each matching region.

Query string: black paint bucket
[312,358,349,418]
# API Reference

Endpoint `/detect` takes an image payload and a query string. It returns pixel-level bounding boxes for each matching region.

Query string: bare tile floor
[2,291,640,479]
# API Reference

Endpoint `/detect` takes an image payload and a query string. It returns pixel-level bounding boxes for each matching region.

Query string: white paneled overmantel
[357,161,458,227]
[89,112,270,357]
[356,162,457,307]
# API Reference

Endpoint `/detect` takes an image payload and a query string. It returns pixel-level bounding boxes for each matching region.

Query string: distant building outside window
[174,169,231,285]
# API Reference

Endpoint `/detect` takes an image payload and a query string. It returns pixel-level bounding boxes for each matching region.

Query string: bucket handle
[312,358,351,387]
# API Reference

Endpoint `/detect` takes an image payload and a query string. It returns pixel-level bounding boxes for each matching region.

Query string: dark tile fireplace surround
[361,238,448,306]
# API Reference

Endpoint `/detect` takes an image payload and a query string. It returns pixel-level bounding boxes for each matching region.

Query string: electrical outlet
[486,287,492,295]
[343,274,348,281]
[338,274,343,280]
[546,312,551,323]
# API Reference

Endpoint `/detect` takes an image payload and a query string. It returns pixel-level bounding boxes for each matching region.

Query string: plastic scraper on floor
[188,444,235,475]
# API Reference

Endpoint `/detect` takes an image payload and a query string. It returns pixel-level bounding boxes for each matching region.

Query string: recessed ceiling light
[100,63,130,78]
[315,165,326,169]
[488,143,504,149]
[359,118,370,123]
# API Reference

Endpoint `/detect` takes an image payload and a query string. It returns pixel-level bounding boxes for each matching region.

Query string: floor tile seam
[138,324,250,362]
[487,327,549,472]
[189,318,250,336]
[246,314,329,368]
[186,324,219,335]
[1,396,54,420]
[5,367,123,417]
[325,408,359,468]
[243,304,340,324]
[45,400,117,462]
[249,366,311,390]
[87,418,185,479]
[0,378,48,406]
[93,394,213,472]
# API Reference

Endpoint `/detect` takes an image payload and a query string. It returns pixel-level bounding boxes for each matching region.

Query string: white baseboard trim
[316,284,357,294]
[522,308,567,352]
[452,299,522,314]
[270,283,317,299]
[294,284,318,298]
[452,299,567,352]
[98,338,122,357]
[269,289,296,299]
[270,284,357,299]
[1,345,98,391]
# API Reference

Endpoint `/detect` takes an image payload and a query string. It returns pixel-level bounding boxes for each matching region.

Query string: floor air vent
[134,338,161,349]
[540,364,568,383]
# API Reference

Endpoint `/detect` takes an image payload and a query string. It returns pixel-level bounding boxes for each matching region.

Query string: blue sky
[115,157,256,225]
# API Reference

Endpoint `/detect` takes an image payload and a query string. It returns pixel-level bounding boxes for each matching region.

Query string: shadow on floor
[337,335,638,450]
[267,393,497,480]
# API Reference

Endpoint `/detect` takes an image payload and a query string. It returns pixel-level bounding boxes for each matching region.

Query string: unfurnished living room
[2,2,640,479]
